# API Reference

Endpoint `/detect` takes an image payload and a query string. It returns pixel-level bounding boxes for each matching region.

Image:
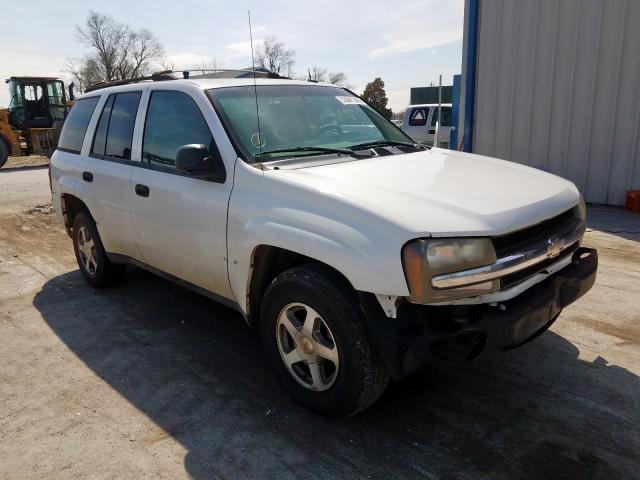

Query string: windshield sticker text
[335,96,366,106]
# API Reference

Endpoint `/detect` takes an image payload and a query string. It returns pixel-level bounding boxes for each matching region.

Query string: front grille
[492,208,580,259]
[500,242,577,289]
[492,207,582,289]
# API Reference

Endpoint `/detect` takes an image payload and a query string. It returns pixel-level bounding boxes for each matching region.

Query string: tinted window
[91,95,115,156]
[408,107,428,127]
[431,106,452,127]
[142,91,213,168]
[105,92,141,159]
[207,85,411,162]
[57,97,99,153]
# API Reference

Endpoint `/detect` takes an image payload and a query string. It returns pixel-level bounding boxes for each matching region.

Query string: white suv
[50,72,597,417]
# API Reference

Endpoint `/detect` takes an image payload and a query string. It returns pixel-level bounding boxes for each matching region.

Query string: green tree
[361,77,392,119]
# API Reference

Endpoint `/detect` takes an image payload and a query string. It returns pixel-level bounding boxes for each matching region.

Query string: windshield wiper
[255,146,370,159]
[348,140,428,150]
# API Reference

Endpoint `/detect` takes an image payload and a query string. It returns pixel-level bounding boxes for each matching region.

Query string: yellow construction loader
[0,76,74,168]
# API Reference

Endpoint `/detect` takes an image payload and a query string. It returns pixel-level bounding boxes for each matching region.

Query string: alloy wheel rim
[276,302,340,391]
[77,226,98,276]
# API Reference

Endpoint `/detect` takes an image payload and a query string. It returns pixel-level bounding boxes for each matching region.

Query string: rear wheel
[261,264,389,417]
[0,137,9,169]
[72,210,126,288]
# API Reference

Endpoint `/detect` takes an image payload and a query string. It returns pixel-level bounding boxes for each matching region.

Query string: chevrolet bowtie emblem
[547,237,565,258]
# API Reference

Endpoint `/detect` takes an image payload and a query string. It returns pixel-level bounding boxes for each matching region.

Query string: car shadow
[33,268,639,479]
[587,206,640,243]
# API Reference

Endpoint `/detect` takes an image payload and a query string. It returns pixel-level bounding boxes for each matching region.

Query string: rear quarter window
[57,97,100,153]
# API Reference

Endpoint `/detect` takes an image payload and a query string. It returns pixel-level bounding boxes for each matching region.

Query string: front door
[129,89,233,298]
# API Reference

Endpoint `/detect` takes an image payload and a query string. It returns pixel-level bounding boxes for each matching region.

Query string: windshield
[207,85,413,162]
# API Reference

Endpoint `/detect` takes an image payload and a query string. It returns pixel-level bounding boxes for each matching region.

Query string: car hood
[270,148,580,237]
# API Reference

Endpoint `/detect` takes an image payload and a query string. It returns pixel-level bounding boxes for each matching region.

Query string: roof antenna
[248,11,263,155]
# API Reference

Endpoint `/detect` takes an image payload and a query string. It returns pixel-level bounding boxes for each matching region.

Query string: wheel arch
[59,193,91,236]
[245,244,357,328]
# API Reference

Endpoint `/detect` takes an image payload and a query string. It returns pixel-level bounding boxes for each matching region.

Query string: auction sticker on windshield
[336,96,366,105]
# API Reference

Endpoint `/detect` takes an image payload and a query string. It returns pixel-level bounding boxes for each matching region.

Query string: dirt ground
[3,156,49,170]
[1,168,639,479]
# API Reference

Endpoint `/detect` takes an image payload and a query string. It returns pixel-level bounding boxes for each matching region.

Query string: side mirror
[176,144,226,183]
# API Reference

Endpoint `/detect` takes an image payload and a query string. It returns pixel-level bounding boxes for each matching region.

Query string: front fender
[226,161,411,315]
[230,216,371,313]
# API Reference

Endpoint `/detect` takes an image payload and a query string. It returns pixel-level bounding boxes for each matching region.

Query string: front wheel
[0,138,9,169]
[260,264,389,417]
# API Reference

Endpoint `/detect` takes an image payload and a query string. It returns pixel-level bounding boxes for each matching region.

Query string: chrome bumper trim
[431,222,585,290]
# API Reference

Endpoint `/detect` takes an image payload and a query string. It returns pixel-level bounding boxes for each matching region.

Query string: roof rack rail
[84,71,174,93]
[177,67,288,80]
[83,67,289,93]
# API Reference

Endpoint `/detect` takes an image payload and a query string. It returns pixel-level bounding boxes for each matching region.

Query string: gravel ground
[0,168,638,479]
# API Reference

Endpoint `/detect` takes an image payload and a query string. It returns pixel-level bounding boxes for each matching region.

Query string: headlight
[402,238,498,303]
[577,195,587,222]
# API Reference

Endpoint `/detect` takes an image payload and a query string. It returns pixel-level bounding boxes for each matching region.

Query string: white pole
[435,74,442,148]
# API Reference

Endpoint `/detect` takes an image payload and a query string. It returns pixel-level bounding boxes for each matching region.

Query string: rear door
[129,87,234,298]
[76,91,142,258]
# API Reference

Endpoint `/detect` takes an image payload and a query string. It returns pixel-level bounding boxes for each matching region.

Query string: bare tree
[306,66,353,89]
[65,57,103,93]
[307,66,327,82]
[118,29,164,78]
[67,11,164,91]
[327,71,353,89]
[159,57,175,72]
[197,57,223,74]
[255,36,295,77]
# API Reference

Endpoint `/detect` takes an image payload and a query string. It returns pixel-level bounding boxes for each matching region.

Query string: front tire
[72,210,126,288]
[0,137,9,169]
[260,264,389,417]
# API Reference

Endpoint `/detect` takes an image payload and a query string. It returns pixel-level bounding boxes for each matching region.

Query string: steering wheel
[318,123,344,135]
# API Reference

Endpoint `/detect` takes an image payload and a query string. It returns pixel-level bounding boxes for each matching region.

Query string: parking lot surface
[1,167,639,479]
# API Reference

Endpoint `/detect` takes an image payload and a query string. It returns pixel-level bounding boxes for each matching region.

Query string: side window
[142,91,214,168]
[105,92,141,159]
[57,97,100,153]
[408,107,428,127]
[431,107,452,127]
[91,95,115,156]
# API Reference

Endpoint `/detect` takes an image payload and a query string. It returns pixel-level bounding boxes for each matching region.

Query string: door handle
[428,129,436,135]
[82,171,93,182]
[135,184,150,197]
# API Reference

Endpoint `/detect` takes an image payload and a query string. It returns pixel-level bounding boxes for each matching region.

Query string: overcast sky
[0,0,464,112]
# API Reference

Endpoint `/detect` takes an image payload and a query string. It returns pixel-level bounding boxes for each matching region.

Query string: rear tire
[260,264,389,417]
[72,210,126,288]
[0,138,9,169]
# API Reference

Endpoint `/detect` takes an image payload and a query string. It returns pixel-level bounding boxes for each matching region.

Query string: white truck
[402,103,453,148]
[50,73,597,417]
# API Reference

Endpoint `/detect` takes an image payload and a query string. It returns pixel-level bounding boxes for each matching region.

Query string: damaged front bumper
[359,247,598,380]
